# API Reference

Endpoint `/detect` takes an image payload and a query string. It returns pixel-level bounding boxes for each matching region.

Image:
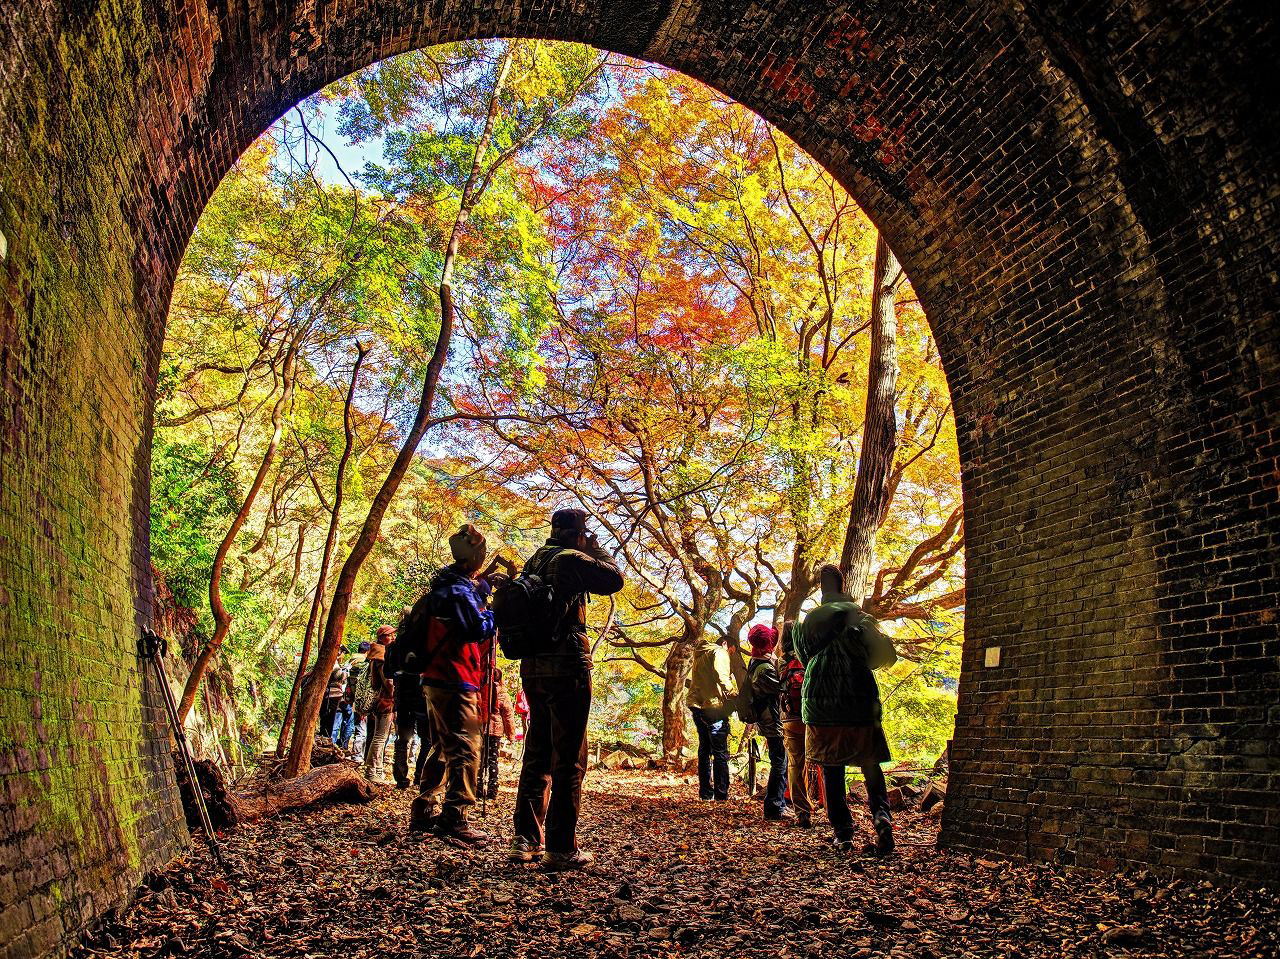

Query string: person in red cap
[746,623,790,820]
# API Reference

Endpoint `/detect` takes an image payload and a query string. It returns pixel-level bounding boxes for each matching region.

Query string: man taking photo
[510,508,624,871]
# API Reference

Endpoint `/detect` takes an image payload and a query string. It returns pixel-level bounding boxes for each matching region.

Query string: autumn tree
[571,70,964,638]
[283,40,613,777]
[453,60,964,756]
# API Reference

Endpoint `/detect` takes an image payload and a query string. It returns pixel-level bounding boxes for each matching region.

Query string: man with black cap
[510,508,624,871]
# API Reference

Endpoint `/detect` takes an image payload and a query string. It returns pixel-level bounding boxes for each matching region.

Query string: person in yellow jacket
[687,635,737,800]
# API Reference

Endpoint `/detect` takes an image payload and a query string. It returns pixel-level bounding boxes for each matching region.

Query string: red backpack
[781,658,804,720]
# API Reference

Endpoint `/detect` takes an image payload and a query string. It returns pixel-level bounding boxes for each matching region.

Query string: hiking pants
[763,733,789,818]
[363,712,392,779]
[332,702,354,747]
[822,764,890,841]
[393,704,432,787]
[483,734,502,797]
[782,720,811,815]
[690,707,730,800]
[514,674,591,854]
[319,696,340,738]
[413,686,482,826]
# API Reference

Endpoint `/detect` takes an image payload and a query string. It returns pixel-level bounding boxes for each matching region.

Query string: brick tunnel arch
[1,2,1276,956]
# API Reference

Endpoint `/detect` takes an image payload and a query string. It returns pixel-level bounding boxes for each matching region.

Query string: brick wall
[0,2,190,956]
[0,0,1275,955]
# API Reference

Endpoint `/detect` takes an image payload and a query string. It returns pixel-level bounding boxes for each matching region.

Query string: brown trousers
[782,719,812,815]
[412,685,482,825]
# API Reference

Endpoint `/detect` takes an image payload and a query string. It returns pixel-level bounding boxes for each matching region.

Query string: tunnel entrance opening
[1,2,1277,956]
[153,38,966,803]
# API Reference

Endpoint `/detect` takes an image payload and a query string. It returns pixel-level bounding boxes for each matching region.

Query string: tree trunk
[778,540,814,627]
[283,51,514,779]
[840,232,900,603]
[231,763,377,821]
[276,343,368,756]
[178,338,300,724]
[660,633,698,759]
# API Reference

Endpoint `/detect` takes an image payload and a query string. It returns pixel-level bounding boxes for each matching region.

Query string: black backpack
[739,658,779,725]
[492,548,566,660]
[395,592,435,673]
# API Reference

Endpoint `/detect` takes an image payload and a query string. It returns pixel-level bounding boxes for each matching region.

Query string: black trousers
[319,696,340,737]
[763,734,789,817]
[690,707,730,800]
[822,764,890,840]
[513,674,591,854]
[393,702,432,787]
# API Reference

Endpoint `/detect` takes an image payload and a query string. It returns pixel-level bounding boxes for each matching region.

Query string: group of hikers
[316,507,897,869]
[688,562,897,855]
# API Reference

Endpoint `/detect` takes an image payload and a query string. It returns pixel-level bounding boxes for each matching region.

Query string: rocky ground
[75,765,1277,959]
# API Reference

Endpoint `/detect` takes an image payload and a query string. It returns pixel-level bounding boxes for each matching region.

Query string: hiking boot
[437,819,489,845]
[408,811,439,834]
[407,798,440,834]
[832,829,856,853]
[872,815,895,857]
[509,837,544,863]
[395,779,412,790]
[792,811,812,828]
[541,849,594,872]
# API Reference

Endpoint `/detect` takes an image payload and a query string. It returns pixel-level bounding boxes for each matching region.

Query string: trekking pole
[479,637,496,819]
[138,628,227,871]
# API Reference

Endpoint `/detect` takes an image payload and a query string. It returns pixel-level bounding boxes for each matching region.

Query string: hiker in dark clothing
[511,508,624,871]
[407,525,497,843]
[388,623,432,789]
[341,642,371,752]
[687,634,737,801]
[482,667,516,799]
[792,564,895,855]
[319,662,348,739]
[777,622,813,827]
[330,652,355,746]
[746,623,790,821]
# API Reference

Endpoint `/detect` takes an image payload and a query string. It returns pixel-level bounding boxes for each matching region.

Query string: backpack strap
[527,546,579,635]
[525,545,564,578]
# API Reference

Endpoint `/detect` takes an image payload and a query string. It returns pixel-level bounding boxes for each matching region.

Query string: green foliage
[879,638,960,769]
[592,659,665,745]
[354,558,440,641]
[149,436,239,609]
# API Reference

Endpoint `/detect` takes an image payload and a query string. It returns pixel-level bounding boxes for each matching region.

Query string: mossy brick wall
[0,1,191,957]
[1,0,1277,955]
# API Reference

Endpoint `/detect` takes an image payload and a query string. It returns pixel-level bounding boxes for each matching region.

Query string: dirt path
[76,766,1276,958]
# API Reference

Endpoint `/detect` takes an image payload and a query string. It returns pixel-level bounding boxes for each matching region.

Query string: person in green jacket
[792,564,894,855]
[687,635,737,800]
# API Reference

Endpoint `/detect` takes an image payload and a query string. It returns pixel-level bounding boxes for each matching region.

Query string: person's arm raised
[555,537,624,596]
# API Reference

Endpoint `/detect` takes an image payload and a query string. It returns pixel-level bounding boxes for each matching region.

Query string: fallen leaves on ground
[74,767,1278,959]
